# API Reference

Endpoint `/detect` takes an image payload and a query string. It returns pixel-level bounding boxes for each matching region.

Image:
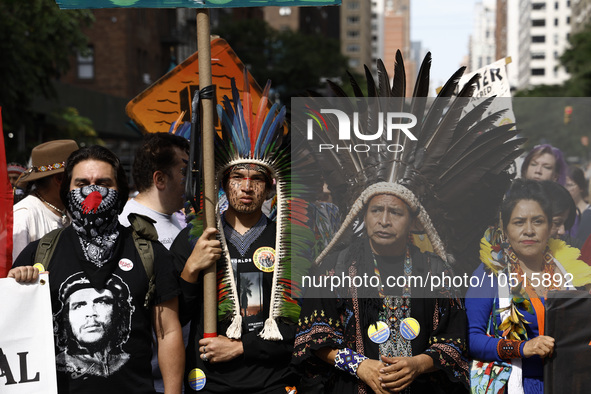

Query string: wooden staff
[197,9,217,338]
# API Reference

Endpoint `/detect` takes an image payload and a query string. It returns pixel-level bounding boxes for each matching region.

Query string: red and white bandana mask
[67,185,120,267]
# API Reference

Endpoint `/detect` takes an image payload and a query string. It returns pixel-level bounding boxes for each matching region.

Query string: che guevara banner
[55,0,340,9]
[0,274,57,394]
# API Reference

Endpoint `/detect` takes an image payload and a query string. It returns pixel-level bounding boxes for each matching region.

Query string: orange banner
[127,38,268,135]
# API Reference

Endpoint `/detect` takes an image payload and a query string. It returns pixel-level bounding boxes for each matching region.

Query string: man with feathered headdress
[171,78,304,393]
[292,52,524,393]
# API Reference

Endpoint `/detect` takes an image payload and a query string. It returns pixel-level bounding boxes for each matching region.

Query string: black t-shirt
[172,220,298,394]
[14,225,180,394]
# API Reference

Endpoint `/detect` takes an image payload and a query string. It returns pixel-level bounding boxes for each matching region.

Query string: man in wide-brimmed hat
[13,139,78,259]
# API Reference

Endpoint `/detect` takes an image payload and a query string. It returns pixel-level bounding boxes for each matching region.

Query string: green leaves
[212,18,349,102]
[0,0,93,146]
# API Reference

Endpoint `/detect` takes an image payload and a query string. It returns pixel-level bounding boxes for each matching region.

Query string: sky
[411,0,479,93]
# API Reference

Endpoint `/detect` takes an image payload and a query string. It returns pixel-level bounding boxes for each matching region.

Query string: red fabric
[0,107,14,277]
[82,190,102,213]
[580,235,591,266]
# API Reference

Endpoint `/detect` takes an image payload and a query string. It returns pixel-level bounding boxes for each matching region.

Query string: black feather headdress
[311,51,525,271]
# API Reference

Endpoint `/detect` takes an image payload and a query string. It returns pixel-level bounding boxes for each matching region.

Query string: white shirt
[119,198,184,250]
[13,195,69,260]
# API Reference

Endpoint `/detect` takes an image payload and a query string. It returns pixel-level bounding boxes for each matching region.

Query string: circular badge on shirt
[188,368,206,391]
[253,247,275,272]
[118,258,134,272]
[33,263,45,273]
[367,321,390,344]
[400,317,420,340]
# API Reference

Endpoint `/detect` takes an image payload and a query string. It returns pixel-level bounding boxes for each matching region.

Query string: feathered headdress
[187,72,316,341]
[309,51,525,274]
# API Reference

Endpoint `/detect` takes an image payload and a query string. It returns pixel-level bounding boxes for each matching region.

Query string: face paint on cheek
[229,180,242,190]
[229,191,241,208]
[252,182,264,193]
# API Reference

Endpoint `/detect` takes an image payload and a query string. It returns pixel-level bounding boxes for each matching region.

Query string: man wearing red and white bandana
[9,145,184,394]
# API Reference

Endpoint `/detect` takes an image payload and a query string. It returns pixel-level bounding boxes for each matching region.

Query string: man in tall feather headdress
[170,77,307,393]
[292,51,525,393]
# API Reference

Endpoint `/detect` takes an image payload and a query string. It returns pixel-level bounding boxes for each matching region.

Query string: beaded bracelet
[334,348,369,378]
[497,339,525,360]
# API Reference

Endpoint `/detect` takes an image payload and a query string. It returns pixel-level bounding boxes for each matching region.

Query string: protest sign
[126,38,265,134]
[0,274,57,394]
[457,57,516,127]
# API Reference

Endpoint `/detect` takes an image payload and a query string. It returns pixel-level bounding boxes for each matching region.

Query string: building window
[348,58,360,68]
[77,46,94,80]
[567,16,571,24]
[531,52,546,60]
[532,2,546,10]
[555,1,559,9]
[347,30,360,38]
[555,18,559,26]
[554,51,559,59]
[567,0,571,7]
[347,44,360,52]
[347,1,360,9]
[532,19,546,27]
[531,68,545,76]
[278,7,291,16]
[347,16,360,24]
[532,35,546,43]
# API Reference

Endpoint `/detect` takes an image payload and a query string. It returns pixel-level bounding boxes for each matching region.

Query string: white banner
[457,57,516,127]
[459,57,512,98]
[0,273,57,393]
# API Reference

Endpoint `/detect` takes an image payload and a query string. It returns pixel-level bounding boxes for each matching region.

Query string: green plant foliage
[513,23,591,160]
[47,107,103,147]
[212,18,352,104]
[0,0,94,133]
[560,24,591,97]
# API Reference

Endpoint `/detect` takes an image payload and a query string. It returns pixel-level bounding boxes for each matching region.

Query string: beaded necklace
[507,246,559,297]
[372,247,413,361]
[35,191,68,226]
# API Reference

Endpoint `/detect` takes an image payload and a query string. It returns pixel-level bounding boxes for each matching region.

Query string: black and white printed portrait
[54,272,134,378]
